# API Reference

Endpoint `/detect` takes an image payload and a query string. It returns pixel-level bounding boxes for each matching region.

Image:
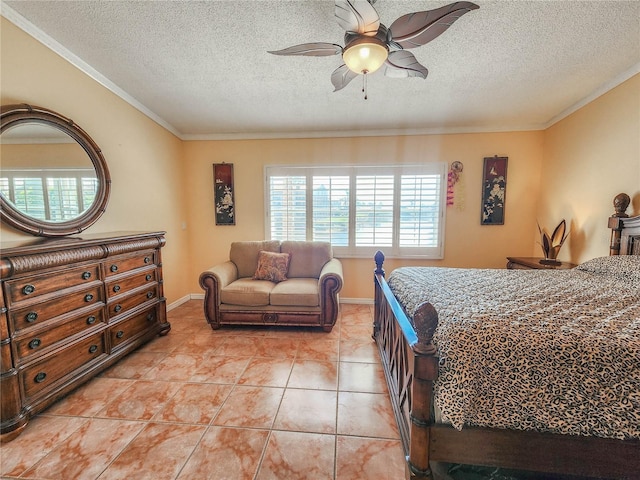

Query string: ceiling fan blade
[335,0,380,36]
[268,43,343,57]
[331,64,359,91]
[389,1,479,49]
[384,51,428,79]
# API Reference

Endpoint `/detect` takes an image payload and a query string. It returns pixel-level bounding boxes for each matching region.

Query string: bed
[372,193,640,479]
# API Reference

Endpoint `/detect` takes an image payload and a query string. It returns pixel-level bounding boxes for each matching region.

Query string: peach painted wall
[2,143,90,168]
[185,132,544,300]
[538,74,640,264]
[0,18,192,304]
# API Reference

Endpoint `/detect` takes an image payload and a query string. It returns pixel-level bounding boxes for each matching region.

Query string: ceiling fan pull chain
[363,73,368,100]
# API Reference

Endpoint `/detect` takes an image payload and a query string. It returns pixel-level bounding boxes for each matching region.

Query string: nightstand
[506,257,577,270]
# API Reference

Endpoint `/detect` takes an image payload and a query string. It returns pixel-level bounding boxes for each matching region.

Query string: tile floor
[0,300,407,480]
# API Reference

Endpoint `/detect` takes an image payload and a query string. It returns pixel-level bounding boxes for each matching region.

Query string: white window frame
[265,163,447,259]
[0,168,98,222]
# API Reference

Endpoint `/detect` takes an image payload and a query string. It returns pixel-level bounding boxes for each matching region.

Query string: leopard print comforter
[387,256,640,440]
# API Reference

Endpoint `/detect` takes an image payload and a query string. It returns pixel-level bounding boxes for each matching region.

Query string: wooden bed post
[407,303,439,480]
[373,250,385,339]
[608,192,630,255]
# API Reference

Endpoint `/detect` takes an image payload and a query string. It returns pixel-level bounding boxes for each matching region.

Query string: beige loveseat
[199,240,343,332]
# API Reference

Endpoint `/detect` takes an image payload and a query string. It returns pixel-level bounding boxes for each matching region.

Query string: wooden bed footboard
[373,249,640,480]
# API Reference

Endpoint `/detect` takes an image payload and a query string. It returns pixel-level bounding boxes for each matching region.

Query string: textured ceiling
[2,0,639,139]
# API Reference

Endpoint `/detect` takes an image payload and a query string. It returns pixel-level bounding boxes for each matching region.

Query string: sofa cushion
[280,241,332,278]
[230,240,281,278]
[270,278,319,307]
[220,278,274,306]
[254,251,290,283]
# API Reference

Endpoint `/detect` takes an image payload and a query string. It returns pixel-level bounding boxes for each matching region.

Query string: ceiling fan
[268,0,479,96]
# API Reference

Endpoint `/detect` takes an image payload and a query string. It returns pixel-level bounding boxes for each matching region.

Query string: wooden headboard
[608,193,640,255]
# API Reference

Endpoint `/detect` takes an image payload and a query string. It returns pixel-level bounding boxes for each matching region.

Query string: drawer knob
[146,313,154,322]
[113,285,121,293]
[84,294,94,302]
[87,316,96,325]
[82,271,92,280]
[110,264,118,272]
[114,304,122,313]
[34,372,47,383]
[146,291,154,299]
[145,274,152,281]
[88,344,98,354]
[144,256,151,264]
[22,284,35,295]
[116,330,124,339]
[26,311,38,323]
[29,338,42,349]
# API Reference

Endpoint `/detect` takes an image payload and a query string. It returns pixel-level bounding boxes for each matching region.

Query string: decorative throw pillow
[253,251,290,283]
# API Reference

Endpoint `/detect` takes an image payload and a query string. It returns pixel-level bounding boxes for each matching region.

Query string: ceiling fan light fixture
[342,37,388,74]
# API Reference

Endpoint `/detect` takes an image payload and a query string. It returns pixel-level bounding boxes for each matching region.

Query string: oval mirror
[1,104,111,237]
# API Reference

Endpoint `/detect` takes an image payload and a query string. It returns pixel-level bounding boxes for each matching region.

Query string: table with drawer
[0,231,170,441]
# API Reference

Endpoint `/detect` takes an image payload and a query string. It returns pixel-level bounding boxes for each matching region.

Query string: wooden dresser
[0,231,170,440]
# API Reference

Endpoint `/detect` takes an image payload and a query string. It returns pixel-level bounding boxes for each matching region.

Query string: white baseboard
[166,294,195,311]
[340,297,373,305]
[168,294,372,310]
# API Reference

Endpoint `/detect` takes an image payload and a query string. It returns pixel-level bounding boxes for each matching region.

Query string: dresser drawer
[109,306,159,350]
[21,331,106,399]
[105,268,157,299]
[107,284,158,319]
[5,264,101,307]
[14,307,105,363]
[10,285,104,333]
[104,251,156,277]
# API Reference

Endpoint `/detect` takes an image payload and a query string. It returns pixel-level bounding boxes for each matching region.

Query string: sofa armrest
[318,258,343,330]
[200,261,238,289]
[319,258,343,287]
[199,261,238,329]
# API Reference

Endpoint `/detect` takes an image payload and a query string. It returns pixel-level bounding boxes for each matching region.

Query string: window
[265,164,446,258]
[1,169,98,222]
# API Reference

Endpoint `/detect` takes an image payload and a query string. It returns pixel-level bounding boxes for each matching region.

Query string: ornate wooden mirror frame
[0,104,111,237]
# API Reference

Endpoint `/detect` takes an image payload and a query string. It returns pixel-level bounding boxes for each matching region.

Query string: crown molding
[1,2,182,138]
[543,62,640,129]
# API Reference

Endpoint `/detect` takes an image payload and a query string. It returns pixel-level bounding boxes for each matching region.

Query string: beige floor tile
[338,361,387,393]
[274,388,337,434]
[337,391,399,439]
[335,435,405,480]
[144,352,208,381]
[136,331,191,354]
[215,336,263,356]
[170,332,227,355]
[256,430,335,480]
[288,359,338,390]
[297,337,340,362]
[100,350,168,379]
[0,415,88,477]
[46,377,135,417]
[188,354,252,384]
[340,322,374,341]
[339,338,379,363]
[22,418,145,480]
[2,300,407,479]
[97,422,205,480]
[213,385,284,429]
[153,383,233,424]
[237,357,294,387]
[97,380,182,420]
[253,337,300,358]
[177,426,269,479]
